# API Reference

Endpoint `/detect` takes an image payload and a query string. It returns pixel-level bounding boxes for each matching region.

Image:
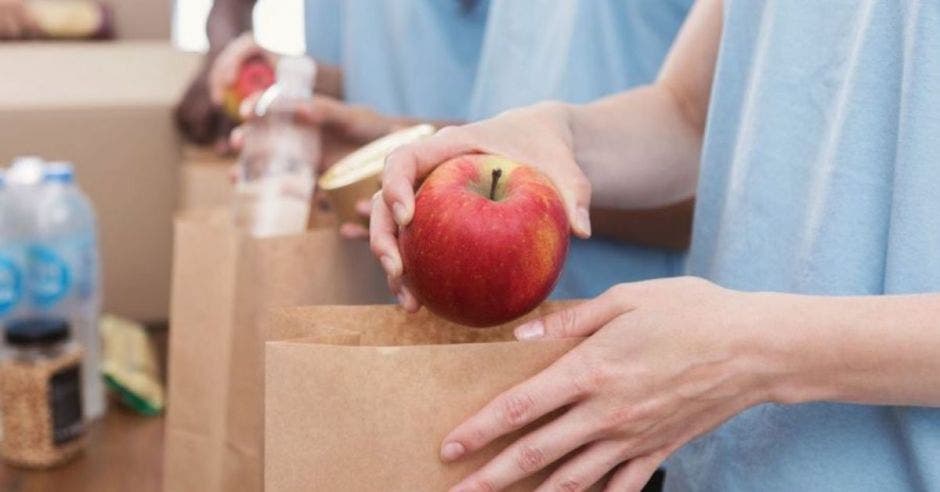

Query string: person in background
[371,0,940,490]
[177,0,487,156]
[468,0,693,299]
[0,0,37,38]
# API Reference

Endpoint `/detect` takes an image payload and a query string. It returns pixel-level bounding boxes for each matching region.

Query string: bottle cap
[8,155,45,185]
[4,318,71,346]
[43,161,76,184]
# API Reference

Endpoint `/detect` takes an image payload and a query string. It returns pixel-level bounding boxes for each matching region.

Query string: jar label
[48,364,84,445]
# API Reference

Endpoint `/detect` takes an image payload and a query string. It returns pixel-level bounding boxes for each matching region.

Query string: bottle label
[0,249,24,316]
[48,364,85,445]
[28,245,72,309]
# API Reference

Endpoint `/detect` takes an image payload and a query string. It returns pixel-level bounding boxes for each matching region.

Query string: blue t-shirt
[668,1,940,490]
[305,0,488,120]
[468,0,692,299]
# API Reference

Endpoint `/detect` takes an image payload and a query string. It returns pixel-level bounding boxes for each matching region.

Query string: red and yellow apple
[222,56,275,120]
[399,154,569,327]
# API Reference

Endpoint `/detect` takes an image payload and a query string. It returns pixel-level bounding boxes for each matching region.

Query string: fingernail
[440,441,466,462]
[575,207,591,237]
[514,320,545,341]
[380,255,401,278]
[393,202,410,226]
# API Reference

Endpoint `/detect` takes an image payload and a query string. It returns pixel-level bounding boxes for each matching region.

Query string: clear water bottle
[234,56,320,237]
[0,171,28,328]
[29,162,105,420]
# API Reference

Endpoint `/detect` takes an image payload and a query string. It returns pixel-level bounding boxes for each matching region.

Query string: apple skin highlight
[399,154,570,327]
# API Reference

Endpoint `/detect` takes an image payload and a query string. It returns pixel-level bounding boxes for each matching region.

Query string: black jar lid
[4,318,71,346]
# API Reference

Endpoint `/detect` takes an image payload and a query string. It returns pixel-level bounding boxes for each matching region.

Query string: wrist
[740,291,838,406]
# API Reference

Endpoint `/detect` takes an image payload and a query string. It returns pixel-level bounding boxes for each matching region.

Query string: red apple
[399,154,569,327]
[222,56,275,120]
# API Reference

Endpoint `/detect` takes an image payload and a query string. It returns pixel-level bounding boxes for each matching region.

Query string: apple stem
[490,168,502,200]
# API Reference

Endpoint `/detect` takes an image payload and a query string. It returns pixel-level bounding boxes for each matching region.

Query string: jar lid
[4,318,70,346]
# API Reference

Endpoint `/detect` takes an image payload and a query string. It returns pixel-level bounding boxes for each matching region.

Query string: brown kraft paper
[264,302,596,491]
[163,208,390,492]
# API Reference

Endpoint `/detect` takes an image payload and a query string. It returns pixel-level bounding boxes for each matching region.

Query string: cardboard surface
[264,303,590,492]
[178,146,235,212]
[164,209,391,492]
[0,42,200,321]
[111,0,173,40]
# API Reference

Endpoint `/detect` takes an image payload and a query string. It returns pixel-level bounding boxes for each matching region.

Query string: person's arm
[206,0,255,56]
[437,277,940,492]
[590,200,694,251]
[372,0,721,309]
[761,292,940,407]
[176,0,257,146]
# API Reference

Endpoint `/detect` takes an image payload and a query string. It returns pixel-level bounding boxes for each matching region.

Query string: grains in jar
[0,318,86,468]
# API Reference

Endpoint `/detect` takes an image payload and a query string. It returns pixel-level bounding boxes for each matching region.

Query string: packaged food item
[26,0,114,40]
[318,124,435,227]
[100,315,164,416]
[0,318,86,468]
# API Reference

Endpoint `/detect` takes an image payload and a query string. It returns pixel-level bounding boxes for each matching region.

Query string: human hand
[0,0,38,39]
[442,277,772,491]
[208,32,276,106]
[175,66,234,150]
[370,102,591,311]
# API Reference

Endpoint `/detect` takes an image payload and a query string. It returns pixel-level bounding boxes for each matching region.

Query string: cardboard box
[112,0,173,40]
[0,41,201,322]
[178,145,235,212]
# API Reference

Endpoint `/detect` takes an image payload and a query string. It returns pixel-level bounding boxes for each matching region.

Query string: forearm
[206,0,255,56]
[754,292,940,407]
[590,199,694,250]
[564,0,722,211]
[568,87,702,210]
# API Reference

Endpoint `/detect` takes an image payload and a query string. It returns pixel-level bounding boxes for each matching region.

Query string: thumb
[513,286,631,340]
[551,169,592,239]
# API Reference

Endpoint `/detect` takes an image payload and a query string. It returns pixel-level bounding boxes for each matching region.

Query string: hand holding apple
[222,56,275,120]
[399,154,569,327]
[370,103,592,314]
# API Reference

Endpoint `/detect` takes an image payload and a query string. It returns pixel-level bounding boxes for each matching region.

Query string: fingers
[514,285,632,341]
[387,274,420,312]
[450,407,600,492]
[535,440,629,492]
[339,222,369,240]
[355,198,372,218]
[557,171,593,238]
[440,354,589,464]
[381,127,477,228]
[603,454,664,492]
[370,191,403,278]
[209,33,263,104]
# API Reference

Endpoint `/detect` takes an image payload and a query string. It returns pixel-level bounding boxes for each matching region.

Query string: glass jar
[0,318,86,468]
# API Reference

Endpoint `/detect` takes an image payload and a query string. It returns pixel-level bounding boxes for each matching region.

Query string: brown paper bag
[163,208,390,492]
[264,303,593,491]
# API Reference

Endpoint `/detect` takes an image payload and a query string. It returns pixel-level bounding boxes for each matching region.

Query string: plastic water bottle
[29,162,105,420]
[0,171,28,328]
[234,56,320,237]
